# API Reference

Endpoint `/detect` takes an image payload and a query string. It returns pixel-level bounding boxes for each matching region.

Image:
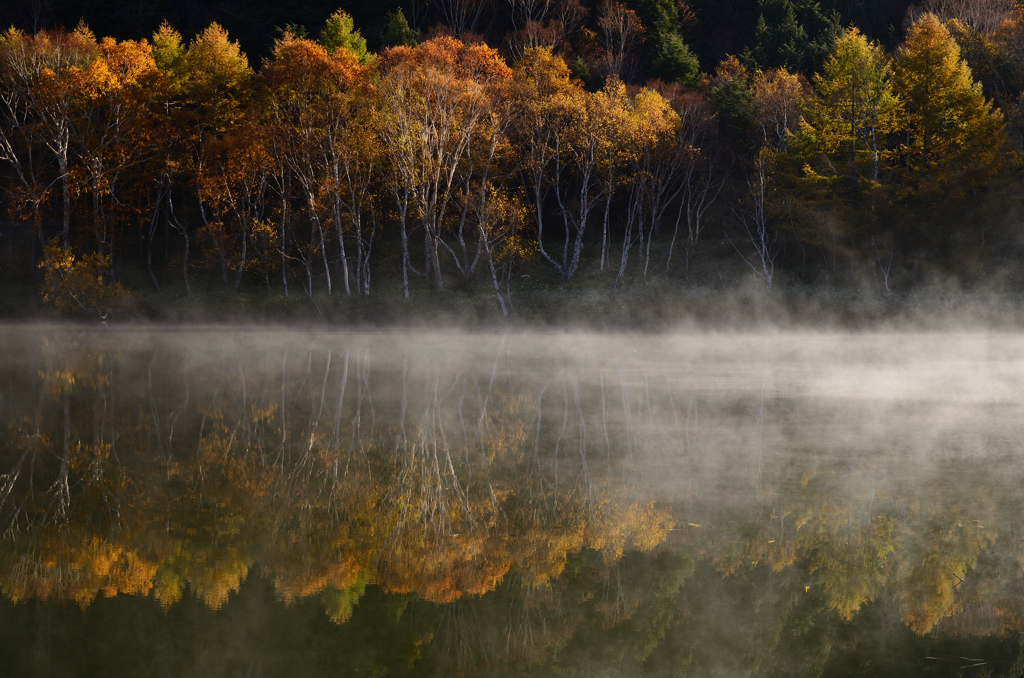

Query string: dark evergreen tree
[748,0,841,74]
[379,8,418,49]
[629,0,702,85]
[651,30,701,85]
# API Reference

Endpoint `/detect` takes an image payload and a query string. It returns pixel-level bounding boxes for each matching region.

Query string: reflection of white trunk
[571,374,592,503]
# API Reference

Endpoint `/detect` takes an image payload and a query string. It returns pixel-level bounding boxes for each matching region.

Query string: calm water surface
[1,327,1023,677]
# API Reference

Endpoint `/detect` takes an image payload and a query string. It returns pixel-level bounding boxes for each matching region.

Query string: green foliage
[570,55,602,91]
[651,31,701,85]
[750,0,842,74]
[150,21,184,76]
[804,27,901,196]
[276,23,309,40]
[379,8,417,49]
[320,9,370,63]
[631,0,681,35]
[708,55,755,141]
[631,0,702,85]
[321,572,368,624]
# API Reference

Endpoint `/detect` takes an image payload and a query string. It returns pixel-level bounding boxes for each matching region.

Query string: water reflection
[2,328,1024,676]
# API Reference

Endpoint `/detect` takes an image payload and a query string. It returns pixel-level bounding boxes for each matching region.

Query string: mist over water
[1,326,1023,676]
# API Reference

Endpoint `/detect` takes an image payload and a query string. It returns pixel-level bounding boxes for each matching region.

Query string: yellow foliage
[39,240,139,318]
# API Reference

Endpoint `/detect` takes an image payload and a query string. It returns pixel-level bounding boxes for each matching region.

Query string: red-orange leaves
[262,34,369,101]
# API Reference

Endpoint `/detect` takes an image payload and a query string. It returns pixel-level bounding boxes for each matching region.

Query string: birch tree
[379,37,511,291]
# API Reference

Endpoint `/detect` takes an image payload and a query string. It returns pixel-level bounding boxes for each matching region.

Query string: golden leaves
[38,240,139,317]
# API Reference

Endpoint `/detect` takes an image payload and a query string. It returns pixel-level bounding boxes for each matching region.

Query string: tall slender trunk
[481,227,509,318]
[424,228,433,287]
[666,202,681,276]
[397,187,411,299]
[168,192,191,295]
[147,207,160,289]
[425,223,444,290]
[58,151,70,248]
[234,226,247,292]
[333,201,351,295]
[147,183,166,289]
[601,186,612,271]
[281,187,289,297]
[643,214,653,279]
[361,207,378,296]
[198,193,229,285]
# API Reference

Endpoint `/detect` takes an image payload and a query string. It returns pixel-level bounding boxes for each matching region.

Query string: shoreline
[7,281,1024,332]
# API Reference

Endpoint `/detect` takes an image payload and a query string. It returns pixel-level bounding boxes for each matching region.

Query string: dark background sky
[0,0,916,72]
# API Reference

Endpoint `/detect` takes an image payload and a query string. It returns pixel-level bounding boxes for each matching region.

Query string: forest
[0,0,1022,320]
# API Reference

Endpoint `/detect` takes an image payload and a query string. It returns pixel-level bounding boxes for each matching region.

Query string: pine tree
[651,31,701,85]
[893,13,1004,193]
[380,8,418,49]
[320,10,370,64]
[633,0,701,85]
[750,0,841,74]
[807,27,901,199]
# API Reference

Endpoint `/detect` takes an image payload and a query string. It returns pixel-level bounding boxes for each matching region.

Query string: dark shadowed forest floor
[6,235,1024,331]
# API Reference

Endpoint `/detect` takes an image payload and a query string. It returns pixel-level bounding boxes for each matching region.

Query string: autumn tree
[909,0,1016,36]
[476,189,534,316]
[379,37,512,291]
[447,79,515,289]
[177,23,251,135]
[665,91,728,278]
[145,22,251,291]
[2,25,98,248]
[597,0,646,82]
[614,84,684,283]
[806,29,899,195]
[803,27,901,289]
[751,67,807,154]
[144,22,191,291]
[0,28,51,260]
[545,79,615,282]
[197,127,271,292]
[260,20,380,298]
[509,47,575,280]
[893,13,1005,196]
[178,23,252,286]
[39,239,138,317]
[73,37,163,276]
[261,37,333,297]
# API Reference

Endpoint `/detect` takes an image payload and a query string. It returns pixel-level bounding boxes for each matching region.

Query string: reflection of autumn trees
[8,330,1024,676]
[695,447,1000,636]
[0,330,674,621]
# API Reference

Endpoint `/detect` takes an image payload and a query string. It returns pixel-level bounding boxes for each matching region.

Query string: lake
[1,326,1023,677]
